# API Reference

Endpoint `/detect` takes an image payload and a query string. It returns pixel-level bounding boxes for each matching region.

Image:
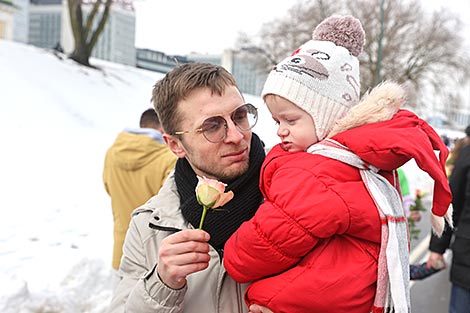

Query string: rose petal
[200,176,227,193]
[213,191,234,208]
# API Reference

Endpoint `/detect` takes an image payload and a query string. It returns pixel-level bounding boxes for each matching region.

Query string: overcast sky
[133,0,293,55]
[134,0,469,56]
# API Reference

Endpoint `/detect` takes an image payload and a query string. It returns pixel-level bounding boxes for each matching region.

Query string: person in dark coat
[428,126,470,313]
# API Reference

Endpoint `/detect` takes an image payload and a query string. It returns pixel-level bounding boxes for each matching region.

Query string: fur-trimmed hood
[325,82,452,236]
[328,81,406,138]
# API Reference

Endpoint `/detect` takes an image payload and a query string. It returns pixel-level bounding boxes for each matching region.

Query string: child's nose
[277,125,288,138]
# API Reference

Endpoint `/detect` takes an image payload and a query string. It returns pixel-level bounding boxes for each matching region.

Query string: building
[136,48,188,73]
[28,0,61,49]
[97,4,135,66]
[27,0,135,66]
[12,0,28,43]
[0,0,17,40]
[184,52,269,92]
[220,49,268,96]
[135,48,269,96]
[186,52,221,66]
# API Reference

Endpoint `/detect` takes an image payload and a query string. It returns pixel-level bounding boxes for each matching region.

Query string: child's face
[265,95,318,152]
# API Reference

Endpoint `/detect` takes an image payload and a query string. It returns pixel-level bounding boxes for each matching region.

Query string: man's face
[164,86,252,181]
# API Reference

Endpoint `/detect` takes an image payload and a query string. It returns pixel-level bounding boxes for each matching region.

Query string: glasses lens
[201,116,227,143]
[232,104,258,131]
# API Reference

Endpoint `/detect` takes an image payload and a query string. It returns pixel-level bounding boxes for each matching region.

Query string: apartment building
[0,0,17,39]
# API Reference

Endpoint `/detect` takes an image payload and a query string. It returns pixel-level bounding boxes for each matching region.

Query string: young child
[224,15,453,313]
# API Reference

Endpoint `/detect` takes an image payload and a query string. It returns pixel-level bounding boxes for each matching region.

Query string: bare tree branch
[241,0,469,112]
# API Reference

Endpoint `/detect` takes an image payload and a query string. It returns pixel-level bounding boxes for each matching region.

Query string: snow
[0,39,458,312]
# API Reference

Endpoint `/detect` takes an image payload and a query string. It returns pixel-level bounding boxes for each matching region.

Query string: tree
[347,0,468,110]
[240,0,469,111]
[67,0,133,67]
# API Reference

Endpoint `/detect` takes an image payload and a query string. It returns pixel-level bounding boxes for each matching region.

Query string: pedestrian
[428,124,470,313]
[398,167,420,222]
[397,168,443,280]
[106,63,266,313]
[224,14,453,313]
[445,125,470,176]
[103,108,177,270]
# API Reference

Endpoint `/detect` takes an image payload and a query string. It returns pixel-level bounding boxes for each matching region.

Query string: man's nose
[224,119,244,143]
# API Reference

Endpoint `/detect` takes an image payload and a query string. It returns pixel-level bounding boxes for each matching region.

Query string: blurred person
[446,125,470,176]
[103,108,177,270]
[398,167,421,222]
[106,63,267,313]
[442,134,451,148]
[428,125,470,313]
[398,168,443,280]
[223,15,452,313]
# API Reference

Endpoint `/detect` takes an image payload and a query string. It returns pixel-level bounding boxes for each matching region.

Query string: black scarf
[175,133,265,252]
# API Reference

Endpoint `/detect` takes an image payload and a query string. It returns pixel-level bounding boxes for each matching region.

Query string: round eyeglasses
[173,103,258,143]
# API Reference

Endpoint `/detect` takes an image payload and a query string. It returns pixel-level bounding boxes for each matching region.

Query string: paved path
[409,201,452,313]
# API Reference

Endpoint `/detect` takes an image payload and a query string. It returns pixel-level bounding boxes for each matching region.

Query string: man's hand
[426,251,446,270]
[249,304,274,313]
[157,229,211,289]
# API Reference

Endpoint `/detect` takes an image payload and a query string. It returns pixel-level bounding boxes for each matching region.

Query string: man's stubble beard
[181,140,250,182]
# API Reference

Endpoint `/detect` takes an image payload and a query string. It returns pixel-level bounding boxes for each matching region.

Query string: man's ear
[163,133,186,158]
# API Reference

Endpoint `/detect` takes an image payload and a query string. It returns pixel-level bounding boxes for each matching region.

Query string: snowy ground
[0,39,459,312]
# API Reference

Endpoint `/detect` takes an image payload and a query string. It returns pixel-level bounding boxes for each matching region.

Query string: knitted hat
[262,15,365,140]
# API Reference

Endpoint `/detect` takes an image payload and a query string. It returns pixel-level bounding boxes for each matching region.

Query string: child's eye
[286,119,296,125]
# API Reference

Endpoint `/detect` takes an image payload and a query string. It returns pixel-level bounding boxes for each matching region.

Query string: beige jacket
[103,131,177,269]
[107,172,249,313]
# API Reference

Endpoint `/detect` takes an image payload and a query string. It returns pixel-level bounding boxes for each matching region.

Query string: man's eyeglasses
[173,103,258,143]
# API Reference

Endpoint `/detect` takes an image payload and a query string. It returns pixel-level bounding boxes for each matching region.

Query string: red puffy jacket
[224,109,451,313]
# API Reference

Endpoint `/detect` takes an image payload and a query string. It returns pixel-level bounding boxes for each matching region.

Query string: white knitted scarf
[307,139,411,313]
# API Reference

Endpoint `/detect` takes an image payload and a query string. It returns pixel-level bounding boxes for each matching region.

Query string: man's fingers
[163,259,210,279]
[249,304,274,313]
[165,229,210,245]
[160,238,211,258]
[157,250,211,289]
[157,229,212,289]
[162,251,211,267]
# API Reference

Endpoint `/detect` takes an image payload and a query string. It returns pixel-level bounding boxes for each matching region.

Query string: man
[107,63,266,312]
[428,125,470,313]
[103,108,177,270]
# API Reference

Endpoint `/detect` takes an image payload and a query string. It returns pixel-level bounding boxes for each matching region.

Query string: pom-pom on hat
[262,15,365,140]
